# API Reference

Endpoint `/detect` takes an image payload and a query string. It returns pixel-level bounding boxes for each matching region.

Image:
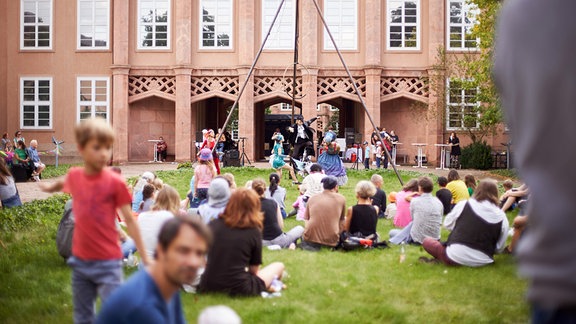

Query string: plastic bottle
[399,242,406,263]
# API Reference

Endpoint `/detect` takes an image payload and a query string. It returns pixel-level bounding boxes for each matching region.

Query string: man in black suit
[288,116,315,160]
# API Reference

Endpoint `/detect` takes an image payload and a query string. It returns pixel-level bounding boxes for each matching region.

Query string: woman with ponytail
[265,173,287,219]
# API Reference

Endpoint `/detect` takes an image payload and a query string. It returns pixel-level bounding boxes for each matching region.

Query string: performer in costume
[288,116,316,161]
[200,129,221,174]
[317,129,348,186]
[270,132,300,184]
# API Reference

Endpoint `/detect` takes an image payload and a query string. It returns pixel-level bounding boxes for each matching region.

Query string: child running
[40,118,150,323]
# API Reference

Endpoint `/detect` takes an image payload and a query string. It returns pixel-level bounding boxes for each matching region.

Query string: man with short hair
[436,176,453,215]
[28,139,45,181]
[300,163,326,200]
[96,217,211,324]
[288,116,314,160]
[302,176,346,250]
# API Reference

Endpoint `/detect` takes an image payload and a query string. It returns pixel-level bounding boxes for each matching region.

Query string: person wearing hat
[194,148,217,202]
[288,116,315,161]
[301,176,346,251]
[270,132,299,184]
[196,177,231,224]
[200,129,220,174]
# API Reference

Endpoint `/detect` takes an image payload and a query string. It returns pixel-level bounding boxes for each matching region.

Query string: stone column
[364,0,381,66]
[111,0,129,163]
[427,0,445,64]
[175,0,192,65]
[111,66,130,163]
[364,68,382,142]
[237,69,255,160]
[174,68,192,162]
[301,0,318,67]
[238,0,255,66]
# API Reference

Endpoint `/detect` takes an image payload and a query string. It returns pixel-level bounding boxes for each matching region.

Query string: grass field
[0,167,528,323]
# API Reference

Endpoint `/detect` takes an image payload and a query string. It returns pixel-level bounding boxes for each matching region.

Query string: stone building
[0,0,508,165]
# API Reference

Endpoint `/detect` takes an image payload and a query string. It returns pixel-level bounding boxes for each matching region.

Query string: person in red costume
[200,129,220,174]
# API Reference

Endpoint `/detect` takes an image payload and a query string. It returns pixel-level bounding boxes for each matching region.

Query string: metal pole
[310,0,403,185]
[213,0,288,154]
[291,0,300,125]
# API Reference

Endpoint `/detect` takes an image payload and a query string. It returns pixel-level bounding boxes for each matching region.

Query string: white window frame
[20,0,53,50]
[199,0,233,49]
[262,0,295,50]
[446,0,479,51]
[77,77,110,123]
[323,0,358,51]
[20,77,53,130]
[446,78,480,130]
[386,0,420,51]
[280,103,292,111]
[137,0,171,49]
[77,0,110,50]
[330,105,339,111]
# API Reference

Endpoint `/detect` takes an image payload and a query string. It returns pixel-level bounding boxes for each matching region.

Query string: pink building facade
[0,0,508,165]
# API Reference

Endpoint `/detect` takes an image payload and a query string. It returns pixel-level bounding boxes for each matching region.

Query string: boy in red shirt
[40,118,151,323]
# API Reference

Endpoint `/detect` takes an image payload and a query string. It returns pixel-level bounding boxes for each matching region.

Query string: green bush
[176,161,193,169]
[0,195,68,232]
[461,141,493,170]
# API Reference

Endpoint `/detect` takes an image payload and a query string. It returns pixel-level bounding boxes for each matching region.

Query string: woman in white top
[137,185,182,260]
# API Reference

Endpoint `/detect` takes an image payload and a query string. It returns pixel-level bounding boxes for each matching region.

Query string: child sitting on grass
[40,118,151,324]
[287,185,307,221]
[384,192,397,220]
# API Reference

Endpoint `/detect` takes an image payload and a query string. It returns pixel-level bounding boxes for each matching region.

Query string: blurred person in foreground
[494,0,576,321]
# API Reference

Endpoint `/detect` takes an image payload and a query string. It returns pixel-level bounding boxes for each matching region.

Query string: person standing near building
[1,133,9,151]
[448,132,461,168]
[156,136,167,162]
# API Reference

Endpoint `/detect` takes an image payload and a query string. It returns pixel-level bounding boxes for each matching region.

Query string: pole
[213,0,288,154]
[310,0,403,185]
[291,0,300,125]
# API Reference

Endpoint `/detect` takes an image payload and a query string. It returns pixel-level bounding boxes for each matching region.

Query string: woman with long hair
[194,148,217,202]
[393,179,419,228]
[199,188,285,296]
[421,179,509,267]
[447,169,470,206]
[265,173,287,218]
[464,174,477,196]
[137,185,183,260]
[0,159,22,208]
[448,132,461,168]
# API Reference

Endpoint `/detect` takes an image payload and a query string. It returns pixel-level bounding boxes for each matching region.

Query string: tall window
[21,0,52,49]
[138,0,170,49]
[323,0,357,50]
[77,78,109,122]
[78,0,109,49]
[262,0,294,50]
[447,0,479,50]
[200,0,232,49]
[446,79,479,130]
[21,78,52,129]
[387,0,419,50]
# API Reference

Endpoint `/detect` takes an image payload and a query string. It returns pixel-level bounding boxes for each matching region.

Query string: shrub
[0,195,68,232]
[177,161,193,169]
[461,141,493,170]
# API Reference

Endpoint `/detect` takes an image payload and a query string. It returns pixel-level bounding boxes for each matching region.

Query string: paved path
[15,161,500,203]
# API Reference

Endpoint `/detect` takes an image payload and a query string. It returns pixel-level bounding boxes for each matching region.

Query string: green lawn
[0,167,528,323]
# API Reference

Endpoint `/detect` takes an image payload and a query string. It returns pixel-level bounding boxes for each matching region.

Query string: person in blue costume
[270,132,300,184]
[317,128,348,186]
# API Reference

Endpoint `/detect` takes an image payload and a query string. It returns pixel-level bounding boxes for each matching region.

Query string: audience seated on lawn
[389,177,443,245]
[436,176,453,215]
[500,181,529,212]
[252,179,303,249]
[343,181,379,240]
[199,188,285,296]
[393,179,419,228]
[421,179,509,267]
[0,159,22,208]
[370,174,386,218]
[301,176,346,251]
[446,169,470,206]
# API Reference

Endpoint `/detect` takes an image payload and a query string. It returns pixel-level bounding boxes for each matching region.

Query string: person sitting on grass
[96,217,211,324]
[464,174,477,196]
[252,178,304,249]
[436,176,453,215]
[343,181,379,240]
[0,159,22,208]
[196,177,231,224]
[132,172,156,212]
[389,177,443,245]
[500,181,529,212]
[287,185,307,221]
[39,118,151,324]
[384,192,397,220]
[370,174,387,218]
[420,179,509,266]
[446,169,470,207]
[393,179,419,228]
[300,163,326,201]
[301,176,347,251]
[199,188,286,296]
[137,184,156,213]
[265,173,288,219]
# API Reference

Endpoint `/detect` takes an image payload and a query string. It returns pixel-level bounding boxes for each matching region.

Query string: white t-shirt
[137,210,174,260]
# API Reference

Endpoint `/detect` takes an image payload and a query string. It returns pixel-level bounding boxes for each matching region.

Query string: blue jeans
[363,158,370,169]
[389,223,414,245]
[216,142,225,153]
[1,192,22,208]
[67,257,123,324]
[121,238,137,259]
[376,157,381,168]
[280,208,287,219]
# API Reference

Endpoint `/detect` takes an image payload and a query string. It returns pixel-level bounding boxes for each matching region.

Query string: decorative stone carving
[380,77,429,102]
[190,76,240,102]
[128,76,176,102]
[316,77,367,102]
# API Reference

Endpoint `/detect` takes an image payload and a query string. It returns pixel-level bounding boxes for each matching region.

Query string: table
[411,143,428,168]
[434,144,451,170]
[391,143,402,166]
[147,140,162,163]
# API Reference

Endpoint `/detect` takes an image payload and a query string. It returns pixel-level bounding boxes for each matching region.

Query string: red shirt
[63,167,132,260]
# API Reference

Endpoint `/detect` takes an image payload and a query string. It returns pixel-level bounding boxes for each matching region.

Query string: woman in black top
[344,181,379,238]
[199,188,285,296]
[252,179,304,248]
[448,132,461,168]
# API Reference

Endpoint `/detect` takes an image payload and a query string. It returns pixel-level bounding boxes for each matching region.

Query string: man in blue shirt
[27,140,45,181]
[96,217,211,324]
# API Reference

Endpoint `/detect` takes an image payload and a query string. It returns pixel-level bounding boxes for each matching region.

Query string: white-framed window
[323,0,357,50]
[138,0,170,49]
[20,77,52,129]
[21,0,52,49]
[330,105,339,111]
[387,0,420,50]
[262,0,294,50]
[446,78,480,130]
[280,103,292,111]
[447,0,479,50]
[200,0,233,49]
[78,0,110,49]
[77,77,110,122]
